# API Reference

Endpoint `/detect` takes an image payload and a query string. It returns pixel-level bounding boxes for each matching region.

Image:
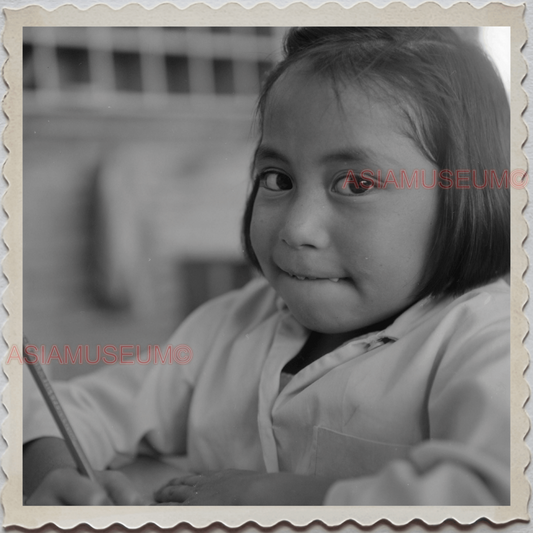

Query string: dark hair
[242,27,510,299]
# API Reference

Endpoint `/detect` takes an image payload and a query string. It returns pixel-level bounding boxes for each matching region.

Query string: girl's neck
[283,312,401,376]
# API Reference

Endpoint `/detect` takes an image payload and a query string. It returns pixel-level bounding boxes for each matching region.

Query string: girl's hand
[153,469,336,505]
[26,467,146,505]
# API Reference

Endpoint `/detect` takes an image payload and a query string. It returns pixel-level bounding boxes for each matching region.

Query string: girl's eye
[258,171,293,191]
[332,172,375,196]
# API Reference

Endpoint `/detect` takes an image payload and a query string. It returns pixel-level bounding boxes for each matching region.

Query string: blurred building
[23,27,283,378]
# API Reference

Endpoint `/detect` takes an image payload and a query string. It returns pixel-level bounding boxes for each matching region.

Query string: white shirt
[24,277,510,505]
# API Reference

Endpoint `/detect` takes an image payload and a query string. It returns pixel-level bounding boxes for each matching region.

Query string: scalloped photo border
[1,2,529,529]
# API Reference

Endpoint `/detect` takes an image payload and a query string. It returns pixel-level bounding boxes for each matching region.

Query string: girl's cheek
[250,210,278,264]
[250,213,267,255]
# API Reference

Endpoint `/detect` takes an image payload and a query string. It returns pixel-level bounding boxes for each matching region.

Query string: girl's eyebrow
[254,145,377,166]
[254,146,290,165]
[320,149,378,165]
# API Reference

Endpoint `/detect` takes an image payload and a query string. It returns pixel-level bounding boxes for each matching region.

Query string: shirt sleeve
[23,286,249,471]
[324,293,510,506]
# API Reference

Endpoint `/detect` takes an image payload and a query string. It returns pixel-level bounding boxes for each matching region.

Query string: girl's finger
[154,484,195,503]
[174,474,203,487]
[164,474,199,487]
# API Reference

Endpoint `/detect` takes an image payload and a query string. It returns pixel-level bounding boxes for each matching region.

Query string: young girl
[24,27,510,506]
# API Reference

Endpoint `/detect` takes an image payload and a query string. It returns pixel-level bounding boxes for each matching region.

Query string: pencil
[23,336,97,483]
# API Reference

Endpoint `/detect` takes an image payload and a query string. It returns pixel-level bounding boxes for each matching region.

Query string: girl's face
[250,69,439,334]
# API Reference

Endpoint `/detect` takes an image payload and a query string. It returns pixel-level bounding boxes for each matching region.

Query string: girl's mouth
[285,271,345,283]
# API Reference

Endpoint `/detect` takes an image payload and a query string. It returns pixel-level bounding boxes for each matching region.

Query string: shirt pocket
[312,426,413,479]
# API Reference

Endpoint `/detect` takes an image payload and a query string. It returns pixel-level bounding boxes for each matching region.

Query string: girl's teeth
[292,274,341,282]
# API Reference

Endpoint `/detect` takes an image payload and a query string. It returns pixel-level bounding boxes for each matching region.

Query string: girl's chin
[283,302,366,334]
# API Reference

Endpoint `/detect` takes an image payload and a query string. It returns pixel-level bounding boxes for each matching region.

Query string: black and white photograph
[1,2,529,530]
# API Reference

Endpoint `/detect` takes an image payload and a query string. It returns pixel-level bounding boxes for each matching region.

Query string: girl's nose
[279,195,330,249]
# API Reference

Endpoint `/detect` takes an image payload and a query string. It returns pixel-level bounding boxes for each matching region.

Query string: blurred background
[23,27,509,380]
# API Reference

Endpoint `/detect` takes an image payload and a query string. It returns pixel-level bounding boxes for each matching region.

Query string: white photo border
[2,2,528,529]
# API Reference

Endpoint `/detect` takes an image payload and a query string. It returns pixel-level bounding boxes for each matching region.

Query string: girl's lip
[281,268,346,283]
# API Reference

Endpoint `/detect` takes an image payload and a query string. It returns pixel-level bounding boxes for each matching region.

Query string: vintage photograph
[2,2,528,529]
